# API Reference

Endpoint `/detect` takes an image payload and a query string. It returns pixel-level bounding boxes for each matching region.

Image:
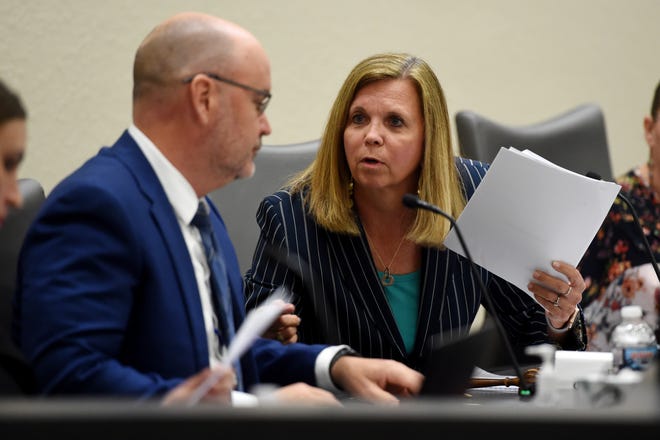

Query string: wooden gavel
[468,368,539,388]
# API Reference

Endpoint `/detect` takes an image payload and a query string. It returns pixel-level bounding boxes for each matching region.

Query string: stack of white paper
[444,147,620,300]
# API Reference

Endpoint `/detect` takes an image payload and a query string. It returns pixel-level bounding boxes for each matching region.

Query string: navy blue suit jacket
[13,130,324,397]
[245,158,586,371]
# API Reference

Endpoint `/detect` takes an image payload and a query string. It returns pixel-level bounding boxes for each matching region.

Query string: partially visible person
[245,53,588,372]
[12,13,423,406]
[0,79,33,395]
[579,81,660,351]
[0,80,25,226]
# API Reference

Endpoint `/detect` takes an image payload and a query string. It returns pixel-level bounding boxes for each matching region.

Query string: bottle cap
[620,305,642,319]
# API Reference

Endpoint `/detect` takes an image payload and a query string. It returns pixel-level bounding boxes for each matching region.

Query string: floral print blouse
[578,166,660,350]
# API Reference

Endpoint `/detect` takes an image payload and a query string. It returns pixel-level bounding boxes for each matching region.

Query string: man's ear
[188,75,214,124]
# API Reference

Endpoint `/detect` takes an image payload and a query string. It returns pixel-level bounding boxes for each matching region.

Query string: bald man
[12,12,423,405]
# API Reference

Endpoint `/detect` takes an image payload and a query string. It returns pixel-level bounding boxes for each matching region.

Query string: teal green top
[378,270,420,354]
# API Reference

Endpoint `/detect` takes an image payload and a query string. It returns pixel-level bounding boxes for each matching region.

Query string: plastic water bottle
[610,305,658,372]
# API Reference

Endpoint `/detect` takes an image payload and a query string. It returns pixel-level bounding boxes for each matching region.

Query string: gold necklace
[363,227,407,287]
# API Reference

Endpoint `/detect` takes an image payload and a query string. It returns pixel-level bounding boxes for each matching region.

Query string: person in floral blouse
[578,80,660,351]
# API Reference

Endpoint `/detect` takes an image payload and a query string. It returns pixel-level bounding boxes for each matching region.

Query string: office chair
[455,103,614,181]
[208,139,320,274]
[0,178,45,395]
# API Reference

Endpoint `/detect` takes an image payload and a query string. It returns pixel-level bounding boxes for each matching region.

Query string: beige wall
[1,0,659,194]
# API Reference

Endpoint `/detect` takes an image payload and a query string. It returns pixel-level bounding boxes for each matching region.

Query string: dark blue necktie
[191,201,243,390]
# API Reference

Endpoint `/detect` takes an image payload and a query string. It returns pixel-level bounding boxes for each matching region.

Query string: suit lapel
[413,247,449,357]
[111,131,209,365]
[330,225,408,357]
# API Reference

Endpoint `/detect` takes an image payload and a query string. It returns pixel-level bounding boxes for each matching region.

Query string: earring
[348,177,354,208]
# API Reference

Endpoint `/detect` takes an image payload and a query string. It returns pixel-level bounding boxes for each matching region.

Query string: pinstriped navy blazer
[245,157,585,371]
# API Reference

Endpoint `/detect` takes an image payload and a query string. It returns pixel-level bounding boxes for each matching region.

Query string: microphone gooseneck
[263,243,342,345]
[402,193,533,396]
[585,172,660,283]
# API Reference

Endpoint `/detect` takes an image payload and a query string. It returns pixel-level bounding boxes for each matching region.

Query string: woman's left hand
[527,260,585,329]
[261,301,301,344]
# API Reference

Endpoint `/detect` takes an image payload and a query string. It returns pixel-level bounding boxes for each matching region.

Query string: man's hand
[330,356,424,404]
[162,365,235,406]
[261,301,300,344]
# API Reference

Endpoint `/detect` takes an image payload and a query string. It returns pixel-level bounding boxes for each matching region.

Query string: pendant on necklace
[381,267,394,286]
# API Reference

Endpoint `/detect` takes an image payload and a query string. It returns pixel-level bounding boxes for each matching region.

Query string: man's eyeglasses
[182,72,271,114]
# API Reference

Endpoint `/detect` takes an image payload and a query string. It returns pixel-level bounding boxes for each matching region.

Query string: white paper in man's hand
[186,287,291,405]
[222,287,291,365]
[444,147,620,302]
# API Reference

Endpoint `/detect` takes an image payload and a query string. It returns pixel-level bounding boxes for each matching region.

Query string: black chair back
[455,103,614,181]
[0,178,44,395]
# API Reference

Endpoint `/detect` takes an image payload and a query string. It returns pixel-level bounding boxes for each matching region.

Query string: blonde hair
[288,53,465,247]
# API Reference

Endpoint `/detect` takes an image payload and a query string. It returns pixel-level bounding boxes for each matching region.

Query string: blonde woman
[246,53,587,371]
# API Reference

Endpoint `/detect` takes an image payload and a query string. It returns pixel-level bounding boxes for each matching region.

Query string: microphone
[402,193,534,397]
[585,171,660,283]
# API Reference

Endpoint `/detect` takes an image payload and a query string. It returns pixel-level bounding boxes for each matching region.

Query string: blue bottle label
[622,346,658,370]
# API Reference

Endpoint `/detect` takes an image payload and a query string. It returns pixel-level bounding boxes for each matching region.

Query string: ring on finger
[553,296,561,308]
[562,285,572,297]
